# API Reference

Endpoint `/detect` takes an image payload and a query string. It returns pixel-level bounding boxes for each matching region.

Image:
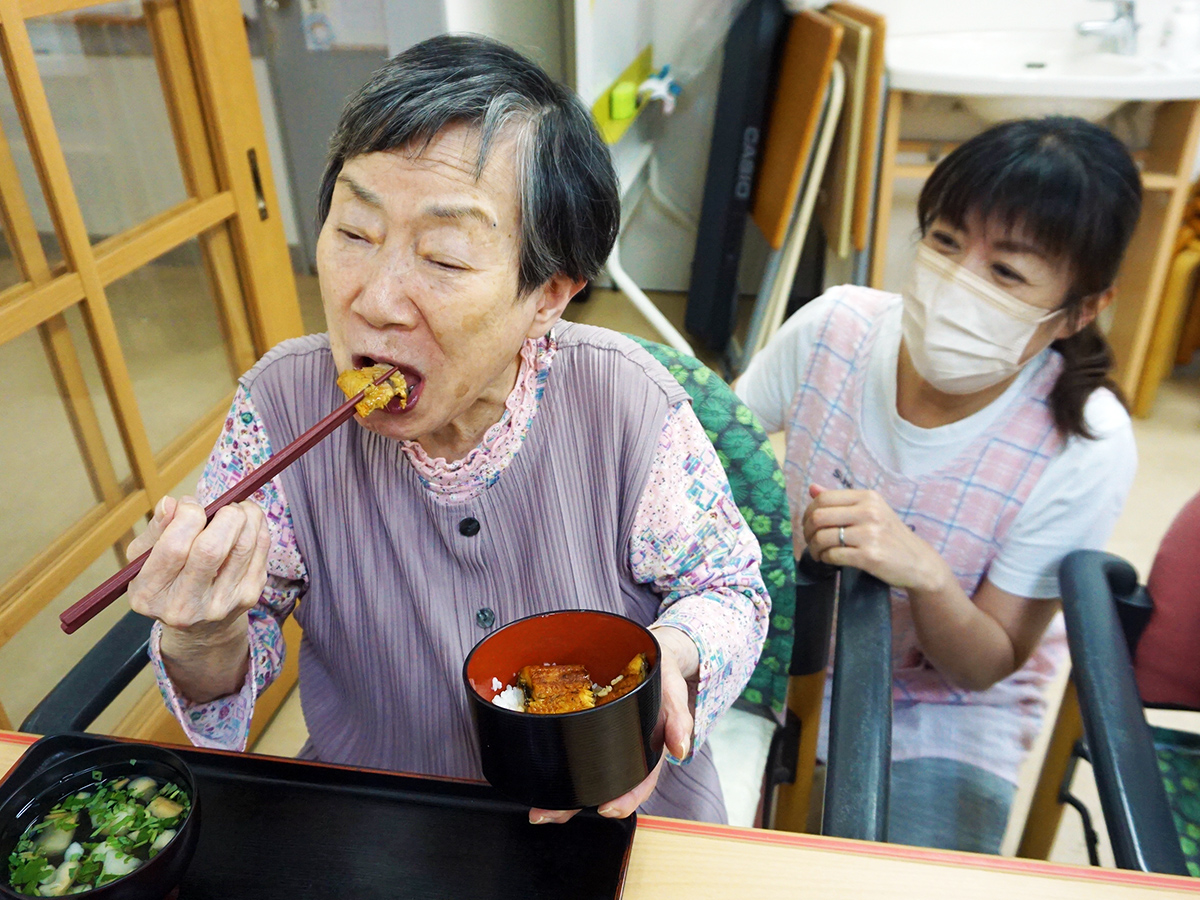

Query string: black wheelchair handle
[1060,550,1188,875]
[823,563,892,843]
[796,549,838,584]
[22,610,154,734]
[790,550,837,677]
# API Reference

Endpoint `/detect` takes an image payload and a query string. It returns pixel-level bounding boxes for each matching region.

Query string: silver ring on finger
[838,525,846,548]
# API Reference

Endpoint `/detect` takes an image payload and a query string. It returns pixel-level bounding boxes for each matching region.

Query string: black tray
[1,734,636,899]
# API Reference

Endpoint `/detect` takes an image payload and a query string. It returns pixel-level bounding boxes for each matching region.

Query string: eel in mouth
[336,364,408,417]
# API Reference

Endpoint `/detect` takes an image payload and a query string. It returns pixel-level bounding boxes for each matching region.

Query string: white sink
[887,30,1200,123]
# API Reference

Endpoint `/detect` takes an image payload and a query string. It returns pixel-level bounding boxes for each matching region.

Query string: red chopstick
[60,366,401,635]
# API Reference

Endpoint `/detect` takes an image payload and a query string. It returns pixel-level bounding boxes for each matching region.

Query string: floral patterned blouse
[148,334,770,765]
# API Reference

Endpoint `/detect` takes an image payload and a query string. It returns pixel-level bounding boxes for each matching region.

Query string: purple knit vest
[244,322,727,822]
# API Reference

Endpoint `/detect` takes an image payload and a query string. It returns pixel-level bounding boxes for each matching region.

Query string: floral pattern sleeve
[630,401,770,762]
[147,384,308,751]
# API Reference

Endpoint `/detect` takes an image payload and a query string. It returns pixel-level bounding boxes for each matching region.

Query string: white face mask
[901,244,1064,395]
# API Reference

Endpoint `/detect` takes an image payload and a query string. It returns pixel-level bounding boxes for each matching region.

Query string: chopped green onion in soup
[6,771,190,896]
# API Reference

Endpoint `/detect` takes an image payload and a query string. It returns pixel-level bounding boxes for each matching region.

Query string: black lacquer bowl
[463,610,663,810]
[0,743,199,900]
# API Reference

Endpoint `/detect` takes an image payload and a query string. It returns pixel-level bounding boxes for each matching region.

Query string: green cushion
[1152,725,1200,876]
[628,336,795,717]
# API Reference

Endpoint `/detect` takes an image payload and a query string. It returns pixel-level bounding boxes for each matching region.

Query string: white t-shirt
[736,286,1137,600]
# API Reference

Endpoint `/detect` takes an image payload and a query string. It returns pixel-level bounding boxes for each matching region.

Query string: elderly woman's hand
[126,495,271,701]
[527,625,697,825]
[801,484,954,593]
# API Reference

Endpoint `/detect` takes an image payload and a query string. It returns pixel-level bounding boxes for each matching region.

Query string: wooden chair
[1175,276,1200,365]
[1139,192,1200,402]
[1170,195,1200,366]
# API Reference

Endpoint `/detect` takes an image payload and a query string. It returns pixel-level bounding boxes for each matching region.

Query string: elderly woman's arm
[531,400,770,824]
[141,385,307,750]
[629,400,771,757]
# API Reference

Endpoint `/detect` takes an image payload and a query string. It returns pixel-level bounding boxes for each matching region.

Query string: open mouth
[354,354,424,413]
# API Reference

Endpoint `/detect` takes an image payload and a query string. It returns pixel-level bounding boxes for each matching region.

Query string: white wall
[611,46,727,294]
[443,0,566,79]
[596,3,749,293]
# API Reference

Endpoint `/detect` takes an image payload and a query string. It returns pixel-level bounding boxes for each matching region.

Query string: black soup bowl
[0,743,199,900]
[463,609,663,810]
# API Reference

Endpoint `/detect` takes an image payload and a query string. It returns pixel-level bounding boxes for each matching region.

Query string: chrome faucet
[1077,0,1138,55]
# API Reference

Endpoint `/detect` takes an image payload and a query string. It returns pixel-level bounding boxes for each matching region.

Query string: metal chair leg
[1059,739,1102,868]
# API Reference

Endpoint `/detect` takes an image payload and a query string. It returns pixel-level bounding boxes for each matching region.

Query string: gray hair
[318,34,620,295]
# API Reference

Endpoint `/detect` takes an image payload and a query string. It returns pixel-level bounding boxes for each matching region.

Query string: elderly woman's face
[317,124,569,448]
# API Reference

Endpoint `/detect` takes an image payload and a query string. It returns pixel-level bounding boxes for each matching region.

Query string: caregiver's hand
[802,484,954,594]
[528,625,697,825]
[126,495,270,702]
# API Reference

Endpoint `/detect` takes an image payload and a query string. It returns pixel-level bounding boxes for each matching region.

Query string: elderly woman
[125,35,768,825]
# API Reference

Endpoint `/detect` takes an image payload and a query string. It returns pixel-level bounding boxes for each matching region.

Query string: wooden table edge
[637,813,1200,891]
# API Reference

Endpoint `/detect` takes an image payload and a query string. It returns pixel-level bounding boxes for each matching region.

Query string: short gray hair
[318,34,620,295]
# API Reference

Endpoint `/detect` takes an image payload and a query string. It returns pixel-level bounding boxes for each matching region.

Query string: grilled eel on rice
[517,654,649,714]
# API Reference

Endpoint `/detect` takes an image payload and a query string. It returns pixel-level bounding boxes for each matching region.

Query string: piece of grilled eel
[336,364,408,417]
[594,653,649,706]
[519,664,596,714]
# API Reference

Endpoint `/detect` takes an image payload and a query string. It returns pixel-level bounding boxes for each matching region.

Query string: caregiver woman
[125,35,769,825]
[737,117,1139,852]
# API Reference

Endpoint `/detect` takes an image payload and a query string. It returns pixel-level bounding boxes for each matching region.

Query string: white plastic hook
[636,66,681,116]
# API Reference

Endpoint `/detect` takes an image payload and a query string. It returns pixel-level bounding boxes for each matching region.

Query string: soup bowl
[0,743,199,900]
[463,610,663,810]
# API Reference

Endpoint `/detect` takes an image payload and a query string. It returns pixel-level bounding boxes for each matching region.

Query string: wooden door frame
[0,0,302,739]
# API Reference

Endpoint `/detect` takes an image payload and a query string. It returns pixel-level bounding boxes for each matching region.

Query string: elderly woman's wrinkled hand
[527,626,697,825]
[127,495,270,645]
[802,484,954,594]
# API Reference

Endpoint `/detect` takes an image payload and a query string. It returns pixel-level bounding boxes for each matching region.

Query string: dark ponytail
[918,116,1141,440]
[1049,321,1124,440]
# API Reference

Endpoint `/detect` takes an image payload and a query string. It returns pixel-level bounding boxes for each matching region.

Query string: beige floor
[5,280,1199,871]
